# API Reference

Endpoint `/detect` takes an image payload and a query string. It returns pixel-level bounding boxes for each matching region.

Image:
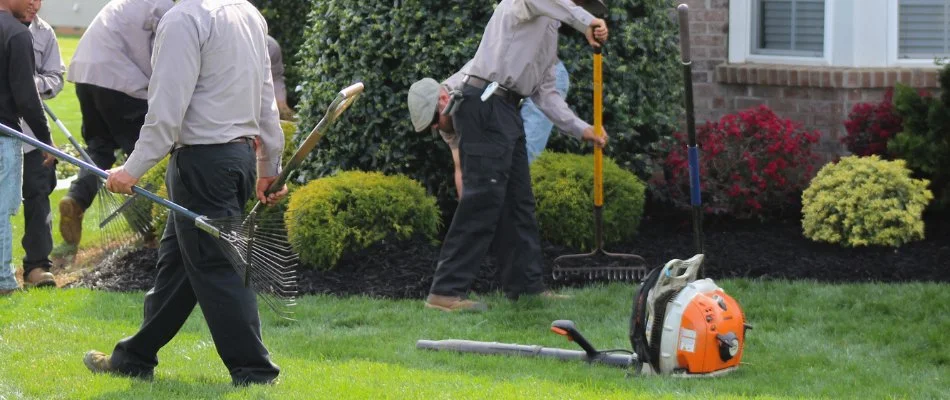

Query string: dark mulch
[68,205,950,299]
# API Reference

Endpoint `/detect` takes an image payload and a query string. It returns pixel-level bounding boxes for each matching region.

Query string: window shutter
[757,0,825,56]
[899,0,950,59]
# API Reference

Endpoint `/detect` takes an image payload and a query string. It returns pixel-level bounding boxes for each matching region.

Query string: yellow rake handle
[593,47,604,207]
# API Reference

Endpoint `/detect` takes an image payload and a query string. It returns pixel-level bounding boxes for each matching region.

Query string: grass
[0,280,948,399]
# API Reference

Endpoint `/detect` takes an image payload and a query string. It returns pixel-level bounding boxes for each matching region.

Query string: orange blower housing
[632,254,748,377]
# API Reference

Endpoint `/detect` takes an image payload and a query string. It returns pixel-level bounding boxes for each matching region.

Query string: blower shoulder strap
[630,265,663,374]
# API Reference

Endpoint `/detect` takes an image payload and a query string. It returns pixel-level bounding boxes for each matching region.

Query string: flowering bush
[841,89,903,157]
[653,105,821,219]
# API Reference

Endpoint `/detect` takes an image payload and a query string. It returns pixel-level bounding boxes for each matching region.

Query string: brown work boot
[83,350,153,380]
[59,196,85,246]
[24,268,56,288]
[425,294,488,312]
[0,288,18,296]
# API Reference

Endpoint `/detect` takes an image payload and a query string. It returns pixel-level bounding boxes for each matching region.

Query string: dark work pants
[21,149,56,274]
[430,85,546,300]
[109,140,280,385]
[67,83,147,210]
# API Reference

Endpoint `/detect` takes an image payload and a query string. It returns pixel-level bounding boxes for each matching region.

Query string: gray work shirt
[67,0,174,100]
[20,16,64,153]
[122,0,284,180]
[450,0,595,141]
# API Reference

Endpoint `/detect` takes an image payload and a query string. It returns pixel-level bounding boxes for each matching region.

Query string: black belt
[174,136,254,150]
[462,75,524,105]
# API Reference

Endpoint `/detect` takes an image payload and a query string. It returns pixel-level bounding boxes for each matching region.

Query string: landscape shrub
[653,105,821,219]
[801,155,932,247]
[285,170,440,270]
[531,152,646,250]
[292,0,682,210]
[888,70,950,210]
[841,88,902,157]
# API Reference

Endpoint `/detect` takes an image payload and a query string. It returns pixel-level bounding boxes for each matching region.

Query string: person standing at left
[17,0,63,288]
[0,0,55,296]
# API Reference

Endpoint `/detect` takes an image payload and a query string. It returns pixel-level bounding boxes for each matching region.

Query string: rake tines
[552,249,648,282]
[213,215,299,319]
[44,102,153,252]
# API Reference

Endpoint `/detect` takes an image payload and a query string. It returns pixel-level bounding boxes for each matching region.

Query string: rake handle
[592,46,604,208]
[42,101,96,165]
[0,121,212,233]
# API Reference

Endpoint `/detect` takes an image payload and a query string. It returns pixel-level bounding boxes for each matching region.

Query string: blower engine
[416,254,750,378]
[628,254,749,377]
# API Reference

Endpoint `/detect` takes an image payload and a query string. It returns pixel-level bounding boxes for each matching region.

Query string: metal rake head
[88,182,156,254]
[210,214,299,320]
[552,250,649,281]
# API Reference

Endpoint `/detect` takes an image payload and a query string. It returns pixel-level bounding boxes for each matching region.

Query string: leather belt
[174,136,254,150]
[462,75,524,105]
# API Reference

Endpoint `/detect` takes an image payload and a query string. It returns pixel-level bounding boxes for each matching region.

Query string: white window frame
[729,0,834,66]
[887,0,950,67]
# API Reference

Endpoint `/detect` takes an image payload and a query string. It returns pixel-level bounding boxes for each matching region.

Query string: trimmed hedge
[531,151,646,250]
[801,155,932,247]
[285,171,440,270]
[292,0,682,208]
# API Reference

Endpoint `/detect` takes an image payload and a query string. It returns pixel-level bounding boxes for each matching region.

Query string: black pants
[21,149,56,274]
[109,141,280,385]
[67,83,147,210]
[430,85,546,300]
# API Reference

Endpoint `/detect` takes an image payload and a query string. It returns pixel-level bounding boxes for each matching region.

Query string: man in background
[17,0,62,288]
[58,0,174,246]
[0,0,55,295]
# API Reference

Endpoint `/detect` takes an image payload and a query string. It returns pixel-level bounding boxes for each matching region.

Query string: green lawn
[0,281,947,399]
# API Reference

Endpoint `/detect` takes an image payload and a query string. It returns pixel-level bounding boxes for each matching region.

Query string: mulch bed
[68,204,950,299]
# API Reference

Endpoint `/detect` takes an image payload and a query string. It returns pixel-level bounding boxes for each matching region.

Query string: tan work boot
[83,350,153,380]
[24,268,56,288]
[0,288,18,296]
[425,294,488,312]
[59,196,85,246]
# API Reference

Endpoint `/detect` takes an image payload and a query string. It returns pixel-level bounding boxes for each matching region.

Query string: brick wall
[680,0,942,160]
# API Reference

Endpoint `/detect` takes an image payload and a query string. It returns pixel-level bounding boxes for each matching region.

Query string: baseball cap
[408,78,441,132]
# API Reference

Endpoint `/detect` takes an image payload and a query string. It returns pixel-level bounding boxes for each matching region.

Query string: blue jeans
[0,135,23,291]
[521,60,569,164]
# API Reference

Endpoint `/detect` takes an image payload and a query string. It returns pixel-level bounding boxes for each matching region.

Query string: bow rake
[44,102,154,252]
[236,82,365,310]
[551,41,648,282]
[1,119,302,318]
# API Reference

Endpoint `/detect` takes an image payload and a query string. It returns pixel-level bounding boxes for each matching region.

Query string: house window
[751,0,826,57]
[898,0,950,59]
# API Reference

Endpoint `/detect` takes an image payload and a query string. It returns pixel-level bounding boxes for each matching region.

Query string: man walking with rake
[83,0,289,385]
[407,0,610,311]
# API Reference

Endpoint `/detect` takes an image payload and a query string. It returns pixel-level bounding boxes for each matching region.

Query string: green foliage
[285,170,440,269]
[801,155,932,248]
[545,0,684,176]
[280,120,297,162]
[531,152,646,250]
[251,0,313,107]
[888,78,950,210]
[138,157,170,237]
[293,0,681,209]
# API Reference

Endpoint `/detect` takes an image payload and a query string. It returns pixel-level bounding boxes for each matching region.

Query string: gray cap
[408,78,441,132]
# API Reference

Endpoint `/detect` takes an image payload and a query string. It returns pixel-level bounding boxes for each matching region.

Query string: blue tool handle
[688,146,702,206]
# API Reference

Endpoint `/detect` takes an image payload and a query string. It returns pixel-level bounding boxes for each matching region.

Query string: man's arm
[122,13,201,179]
[257,37,284,179]
[512,0,595,33]
[33,27,65,99]
[451,148,462,199]
[529,62,589,140]
[9,32,52,145]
